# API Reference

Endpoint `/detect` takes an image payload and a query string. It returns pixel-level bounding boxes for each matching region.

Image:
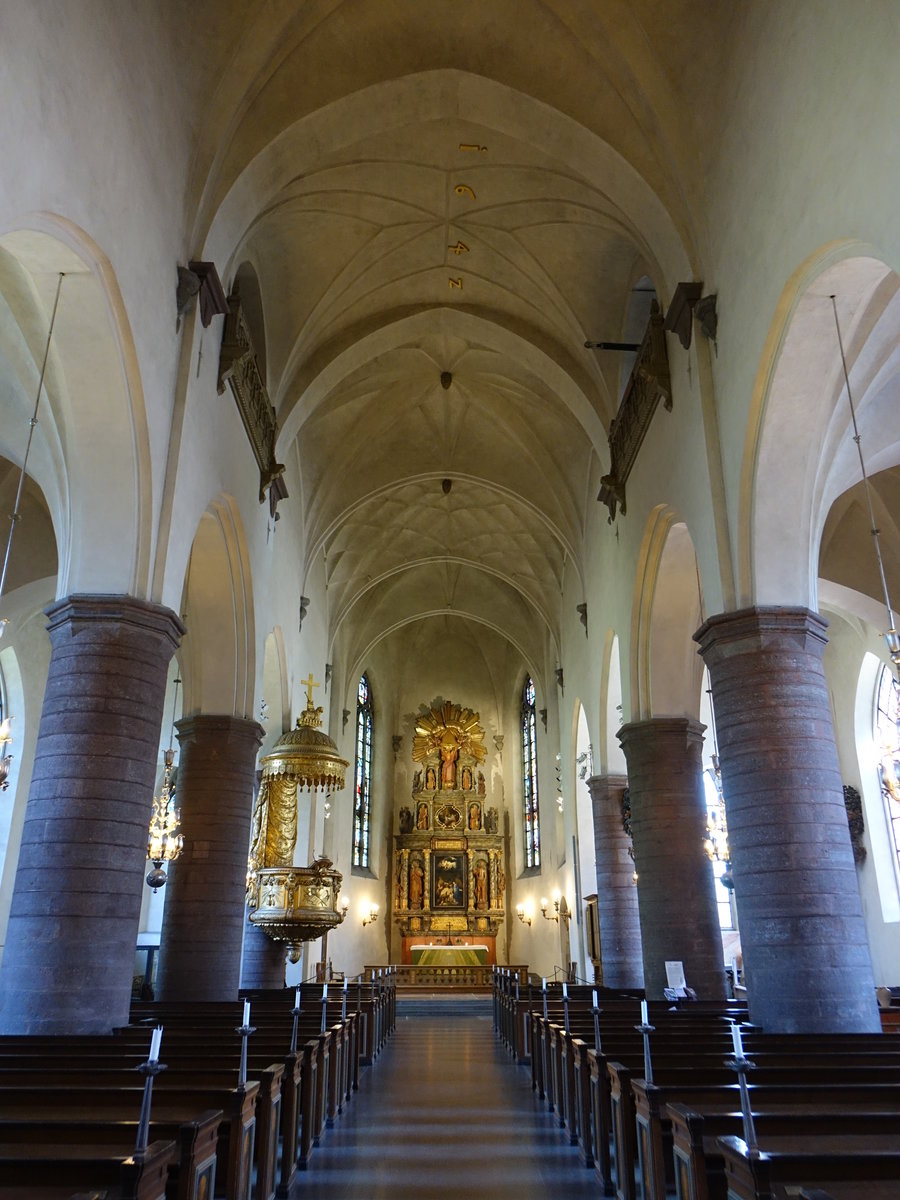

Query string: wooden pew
[718,1132,900,1200]
[0,1110,219,1200]
[666,1102,900,1200]
[0,1138,176,1200]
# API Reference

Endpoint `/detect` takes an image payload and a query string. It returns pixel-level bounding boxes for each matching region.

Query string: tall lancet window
[522,675,541,868]
[353,673,373,869]
[876,665,900,883]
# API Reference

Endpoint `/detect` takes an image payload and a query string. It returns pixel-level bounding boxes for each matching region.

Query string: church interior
[1,3,900,1196]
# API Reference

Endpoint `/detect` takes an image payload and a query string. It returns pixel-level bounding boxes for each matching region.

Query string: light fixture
[0,717,12,790]
[362,903,379,927]
[540,890,571,926]
[145,676,184,890]
[339,894,350,917]
[831,295,900,676]
[515,903,532,926]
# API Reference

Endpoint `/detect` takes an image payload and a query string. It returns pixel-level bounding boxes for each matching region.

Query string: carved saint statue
[409,860,424,909]
[425,766,437,791]
[477,770,486,797]
[440,733,459,788]
[474,860,488,910]
[399,806,413,834]
[461,766,473,791]
[468,803,480,830]
[416,802,429,830]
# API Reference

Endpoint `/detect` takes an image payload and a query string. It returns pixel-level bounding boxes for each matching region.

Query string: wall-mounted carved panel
[218,292,286,506]
[598,301,671,522]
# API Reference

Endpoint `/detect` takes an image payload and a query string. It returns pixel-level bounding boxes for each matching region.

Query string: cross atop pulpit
[301,672,320,707]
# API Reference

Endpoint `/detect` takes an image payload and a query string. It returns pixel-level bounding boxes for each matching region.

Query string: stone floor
[296,1010,600,1198]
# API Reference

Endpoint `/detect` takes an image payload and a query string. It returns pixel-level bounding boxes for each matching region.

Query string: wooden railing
[364,964,528,988]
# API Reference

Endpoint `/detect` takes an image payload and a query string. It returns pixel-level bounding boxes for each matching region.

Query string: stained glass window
[352,674,373,869]
[522,676,540,868]
[875,665,900,883]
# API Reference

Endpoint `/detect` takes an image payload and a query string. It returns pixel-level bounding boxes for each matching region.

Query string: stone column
[695,607,879,1032]
[586,774,644,989]
[240,917,285,989]
[618,720,727,1000]
[157,715,264,1001]
[0,595,183,1034]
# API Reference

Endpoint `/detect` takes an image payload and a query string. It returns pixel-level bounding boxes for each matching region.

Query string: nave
[299,1008,597,1200]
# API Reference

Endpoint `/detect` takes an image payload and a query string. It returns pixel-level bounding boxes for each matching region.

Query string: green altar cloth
[410,945,488,966]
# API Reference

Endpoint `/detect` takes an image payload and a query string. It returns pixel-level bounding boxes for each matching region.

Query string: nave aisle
[298,1011,598,1199]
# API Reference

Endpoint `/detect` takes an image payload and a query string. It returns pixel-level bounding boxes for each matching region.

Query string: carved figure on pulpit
[468,802,480,830]
[440,733,459,788]
[484,806,498,834]
[477,771,486,796]
[409,860,424,909]
[416,802,429,830]
[399,806,413,834]
[425,766,437,791]
[474,860,488,910]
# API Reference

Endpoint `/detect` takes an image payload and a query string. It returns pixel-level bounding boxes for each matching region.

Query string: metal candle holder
[235,1023,256,1089]
[725,1054,758,1152]
[290,1001,302,1055]
[634,1020,655,1085]
[134,1059,167,1154]
[592,1004,602,1052]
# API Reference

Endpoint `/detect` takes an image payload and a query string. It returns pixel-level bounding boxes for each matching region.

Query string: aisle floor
[296,1013,601,1198]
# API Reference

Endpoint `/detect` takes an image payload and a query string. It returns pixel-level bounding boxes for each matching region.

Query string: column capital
[694,605,828,665]
[618,716,705,754]
[176,713,265,749]
[585,773,628,800]
[45,593,185,648]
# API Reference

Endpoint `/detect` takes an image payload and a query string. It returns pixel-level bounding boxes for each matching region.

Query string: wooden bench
[718,1132,900,1200]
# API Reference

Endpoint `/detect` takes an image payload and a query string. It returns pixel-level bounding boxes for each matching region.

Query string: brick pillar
[695,607,879,1032]
[157,715,263,1001]
[0,595,183,1034]
[240,917,286,990]
[586,774,644,988]
[618,719,727,1000]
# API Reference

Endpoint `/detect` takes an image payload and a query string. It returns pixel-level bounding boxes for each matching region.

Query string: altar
[410,944,489,966]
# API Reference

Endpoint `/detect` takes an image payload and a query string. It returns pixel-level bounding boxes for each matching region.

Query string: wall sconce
[362,902,379,927]
[515,903,532,926]
[540,890,571,927]
[339,894,350,919]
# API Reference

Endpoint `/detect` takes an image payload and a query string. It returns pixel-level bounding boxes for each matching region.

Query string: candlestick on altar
[634,1003,655,1085]
[726,1022,758,1152]
[235,1005,256,1090]
[134,1028,167,1155]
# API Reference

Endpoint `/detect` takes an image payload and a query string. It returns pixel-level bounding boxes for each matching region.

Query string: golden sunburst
[412,700,487,763]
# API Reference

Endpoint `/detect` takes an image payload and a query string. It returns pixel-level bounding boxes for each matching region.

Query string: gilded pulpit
[394,701,506,961]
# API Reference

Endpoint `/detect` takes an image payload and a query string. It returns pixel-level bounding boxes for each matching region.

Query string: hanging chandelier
[0,717,12,791]
[145,676,184,889]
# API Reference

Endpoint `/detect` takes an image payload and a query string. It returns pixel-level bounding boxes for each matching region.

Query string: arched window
[352,673,373,869]
[875,665,900,881]
[522,676,540,868]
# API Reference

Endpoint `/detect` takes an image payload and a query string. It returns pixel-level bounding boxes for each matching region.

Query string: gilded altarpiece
[394,702,506,957]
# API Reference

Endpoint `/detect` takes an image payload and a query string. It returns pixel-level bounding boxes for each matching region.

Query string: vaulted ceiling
[179,0,735,692]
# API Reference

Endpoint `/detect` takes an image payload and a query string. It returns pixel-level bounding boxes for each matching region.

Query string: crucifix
[301,672,320,707]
